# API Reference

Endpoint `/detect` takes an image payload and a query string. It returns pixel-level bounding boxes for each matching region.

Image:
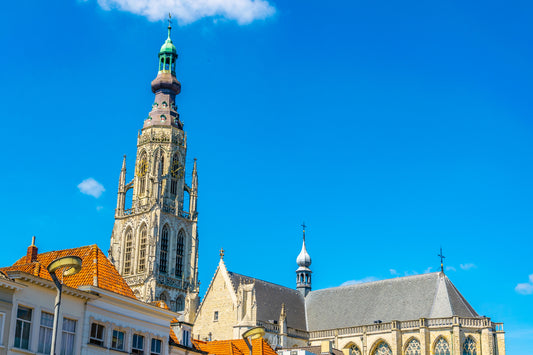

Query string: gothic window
[175,230,185,278]
[170,153,182,196]
[138,225,148,273]
[372,342,392,355]
[137,151,148,195]
[463,337,477,355]
[159,225,169,273]
[349,345,361,355]
[176,295,185,312]
[124,228,133,275]
[405,339,421,355]
[435,337,451,355]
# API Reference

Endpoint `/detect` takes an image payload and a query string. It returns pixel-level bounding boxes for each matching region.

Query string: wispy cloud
[446,266,457,272]
[515,274,533,295]
[390,268,418,277]
[341,276,380,286]
[96,206,104,211]
[424,267,433,273]
[460,263,477,271]
[93,0,276,25]
[389,269,398,276]
[78,178,105,198]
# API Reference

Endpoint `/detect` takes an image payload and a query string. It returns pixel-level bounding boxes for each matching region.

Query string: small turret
[296,223,312,296]
[189,158,198,217]
[116,155,127,215]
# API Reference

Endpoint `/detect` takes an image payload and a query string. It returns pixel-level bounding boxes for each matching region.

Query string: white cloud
[94,0,276,25]
[446,266,456,272]
[78,178,105,198]
[460,263,477,271]
[515,274,533,295]
[424,267,433,273]
[96,206,104,211]
[341,276,379,286]
[389,269,398,276]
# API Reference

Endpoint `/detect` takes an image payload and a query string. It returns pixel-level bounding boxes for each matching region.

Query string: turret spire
[296,222,312,296]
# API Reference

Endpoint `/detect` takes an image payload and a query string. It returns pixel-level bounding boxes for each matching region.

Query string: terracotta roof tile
[193,338,276,355]
[0,244,135,299]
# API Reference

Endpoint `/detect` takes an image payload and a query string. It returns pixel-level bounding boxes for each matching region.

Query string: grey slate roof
[228,272,306,330]
[305,272,478,331]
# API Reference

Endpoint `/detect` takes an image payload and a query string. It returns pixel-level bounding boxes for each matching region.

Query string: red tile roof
[0,244,135,298]
[193,338,277,355]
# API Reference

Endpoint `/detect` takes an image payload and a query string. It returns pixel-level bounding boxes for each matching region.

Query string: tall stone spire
[296,223,312,296]
[108,23,199,310]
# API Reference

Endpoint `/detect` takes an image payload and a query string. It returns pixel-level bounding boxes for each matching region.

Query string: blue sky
[1,0,532,352]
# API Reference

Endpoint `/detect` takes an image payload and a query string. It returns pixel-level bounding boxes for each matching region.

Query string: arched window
[349,345,361,355]
[138,225,148,273]
[175,230,185,278]
[372,342,391,355]
[405,339,421,355]
[170,153,181,196]
[176,296,185,312]
[463,337,477,355]
[435,337,451,355]
[137,151,148,195]
[124,228,133,275]
[159,225,169,273]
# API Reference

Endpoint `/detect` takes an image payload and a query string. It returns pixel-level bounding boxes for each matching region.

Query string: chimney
[26,236,38,263]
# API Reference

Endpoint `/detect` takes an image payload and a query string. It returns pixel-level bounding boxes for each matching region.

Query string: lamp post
[242,327,266,355]
[47,256,82,355]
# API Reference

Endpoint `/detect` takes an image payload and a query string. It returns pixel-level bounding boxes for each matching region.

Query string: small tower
[296,223,312,296]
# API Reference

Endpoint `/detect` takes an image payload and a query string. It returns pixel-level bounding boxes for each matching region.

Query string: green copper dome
[160,37,176,54]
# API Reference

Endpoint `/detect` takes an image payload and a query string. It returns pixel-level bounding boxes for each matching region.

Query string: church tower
[296,224,312,296]
[109,22,199,311]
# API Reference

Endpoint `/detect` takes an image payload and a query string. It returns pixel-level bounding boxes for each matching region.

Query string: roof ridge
[229,271,301,294]
[443,275,479,317]
[313,272,440,293]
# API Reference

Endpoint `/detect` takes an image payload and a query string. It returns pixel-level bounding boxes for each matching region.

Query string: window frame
[89,322,105,347]
[132,333,145,354]
[111,329,125,351]
[0,311,5,345]
[37,311,54,354]
[151,338,162,355]
[60,317,77,355]
[14,305,32,350]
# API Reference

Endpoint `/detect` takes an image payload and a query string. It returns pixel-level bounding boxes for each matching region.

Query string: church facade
[104,25,506,355]
[192,229,506,355]
[108,24,199,313]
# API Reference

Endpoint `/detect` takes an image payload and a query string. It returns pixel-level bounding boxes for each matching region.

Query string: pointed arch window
[372,342,391,355]
[159,225,169,273]
[175,230,185,278]
[124,228,133,275]
[435,337,451,355]
[138,225,148,273]
[349,345,361,355]
[176,296,185,312]
[405,339,421,355]
[137,151,148,195]
[463,337,477,355]
[170,153,182,196]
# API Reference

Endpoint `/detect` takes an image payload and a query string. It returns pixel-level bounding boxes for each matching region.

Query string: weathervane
[219,248,224,260]
[438,247,446,272]
[168,13,172,28]
[301,222,306,241]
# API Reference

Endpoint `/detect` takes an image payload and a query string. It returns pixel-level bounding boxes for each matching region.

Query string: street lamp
[47,256,82,355]
[242,327,266,355]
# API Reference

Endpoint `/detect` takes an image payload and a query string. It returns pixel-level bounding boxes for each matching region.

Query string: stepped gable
[1,244,135,299]
[228,271,306,330]
[305,272,479,331]
[193,338,277,355]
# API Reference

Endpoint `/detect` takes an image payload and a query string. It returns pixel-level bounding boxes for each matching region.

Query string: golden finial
[220,248,225,259]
